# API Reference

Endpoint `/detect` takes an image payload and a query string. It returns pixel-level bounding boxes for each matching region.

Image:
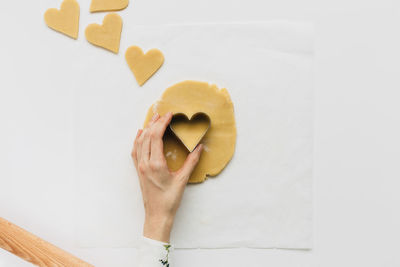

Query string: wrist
[143,214,174,243]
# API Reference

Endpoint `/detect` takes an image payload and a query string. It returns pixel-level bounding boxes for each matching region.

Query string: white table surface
[1,0,400,266]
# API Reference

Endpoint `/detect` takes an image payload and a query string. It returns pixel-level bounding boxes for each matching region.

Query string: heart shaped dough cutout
[85,13,122,53]
[170,113,210,152]
[44,0,80,39]
[90,0,129,12]
[125,46,164,86]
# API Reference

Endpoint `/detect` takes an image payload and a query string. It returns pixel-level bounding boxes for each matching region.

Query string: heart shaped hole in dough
[169,113,210,152]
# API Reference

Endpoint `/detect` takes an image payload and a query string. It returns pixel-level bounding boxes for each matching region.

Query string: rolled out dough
[144,81,236,183]
[90,0,129,12]
[85,13,122,54]
[44,0,80,39]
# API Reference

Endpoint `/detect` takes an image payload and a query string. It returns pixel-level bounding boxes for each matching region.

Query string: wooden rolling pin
[0,217,94,267]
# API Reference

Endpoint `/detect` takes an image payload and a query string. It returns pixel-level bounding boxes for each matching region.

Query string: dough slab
[44,0,80,39]
[90,0,129,12]
[125,46,164,86]
[85,13,122,53]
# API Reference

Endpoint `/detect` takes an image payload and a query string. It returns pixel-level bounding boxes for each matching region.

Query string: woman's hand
[132,112,203,243]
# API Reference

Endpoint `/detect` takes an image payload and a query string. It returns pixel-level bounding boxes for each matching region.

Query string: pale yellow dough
[85,13,122,54]
[44,0,80,39]
[170,113,210,152]
[144,81,236,183]
[90,0,129,12]
[125,46,164,86]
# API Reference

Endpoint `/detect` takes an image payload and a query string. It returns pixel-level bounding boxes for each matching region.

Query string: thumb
[177,144,203,181]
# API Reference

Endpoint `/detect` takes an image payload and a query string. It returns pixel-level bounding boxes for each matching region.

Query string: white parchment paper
[74,22,314,249]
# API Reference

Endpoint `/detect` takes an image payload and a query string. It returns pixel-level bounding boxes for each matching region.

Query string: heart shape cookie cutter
[169,113,210,152]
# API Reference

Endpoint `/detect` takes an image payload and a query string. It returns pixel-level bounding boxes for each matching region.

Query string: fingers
[141,130,151,161]
[134,112,173,176]
[153,112,173,138]
[150,112,173,162]
[149,113,160,126]
[136,113,160,163]
[177,144,203,182]
[132,129,143,169]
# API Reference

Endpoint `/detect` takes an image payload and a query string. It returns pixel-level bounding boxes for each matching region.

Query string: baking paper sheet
[74,22,314,248]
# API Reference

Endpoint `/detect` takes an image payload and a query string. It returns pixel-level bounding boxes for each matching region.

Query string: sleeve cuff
[142,236,170,247]
[138,236,173,267]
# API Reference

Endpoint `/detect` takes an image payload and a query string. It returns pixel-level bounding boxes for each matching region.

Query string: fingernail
[151,113,159,121]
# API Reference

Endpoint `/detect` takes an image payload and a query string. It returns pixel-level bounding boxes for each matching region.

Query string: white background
[1,0,400,266]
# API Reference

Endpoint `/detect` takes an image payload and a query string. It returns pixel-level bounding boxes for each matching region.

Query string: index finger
[152,112,173,138]
[150,112,173,160]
